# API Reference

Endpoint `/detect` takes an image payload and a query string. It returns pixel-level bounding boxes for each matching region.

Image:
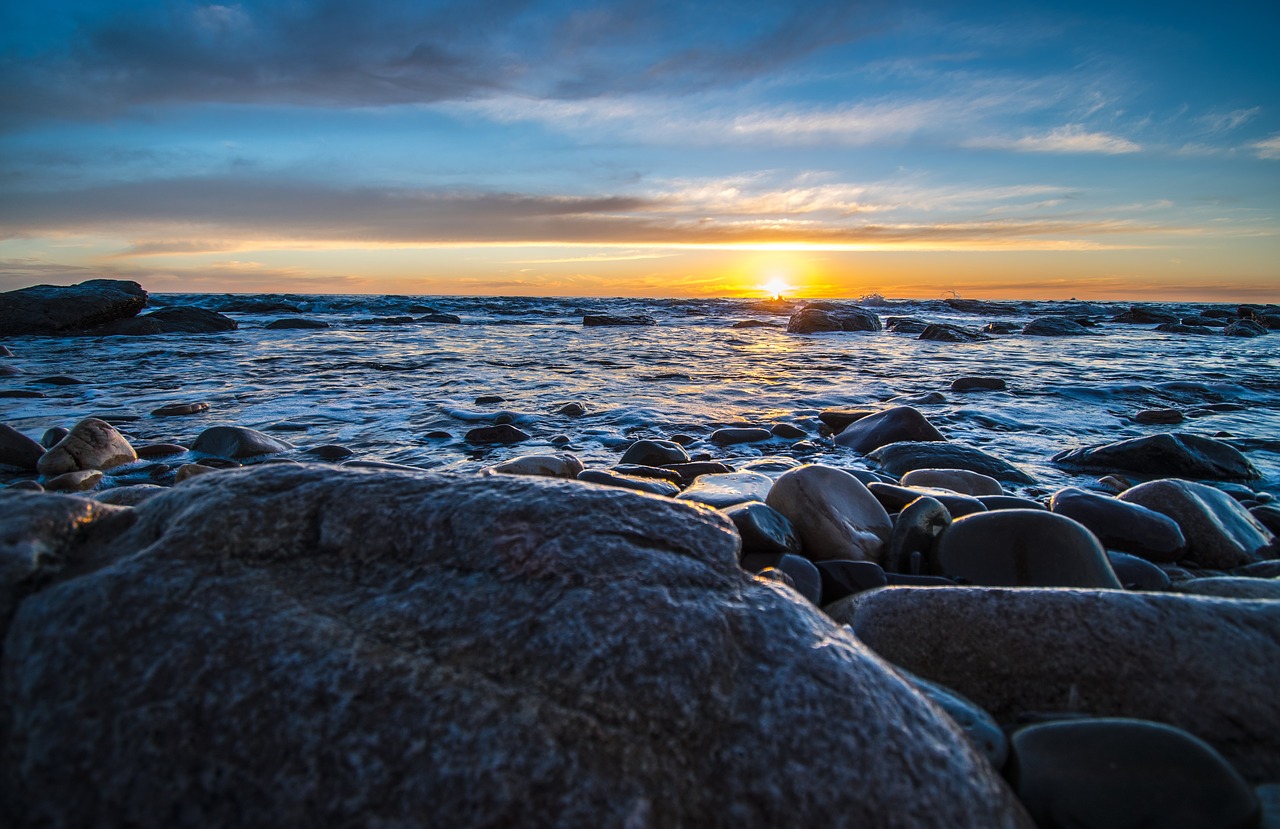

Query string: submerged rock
[90,306,238,335]
[1,466,1029,827]
[786,305,881,334]
[1052,433,1260,481]
[265,318,330,329]
[0,279,148,336]
[833,406,945,453]
[464,424,532,445]
[949,376,1006,392]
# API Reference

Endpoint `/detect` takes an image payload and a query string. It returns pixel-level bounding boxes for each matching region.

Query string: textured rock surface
[90,306,238,335]
[1052,433,1260,481]
[1050,486,1186,562]
[833,406,945,453]
[35,418,137,476]
[191,425,294,458]
[0,466,1028,828]
[1021,316,1091,336]
[866,441,1036,484]
[1119,479,1275,569]
[786,306,881,334]
[1172,577,1280,600]
[766,464,893,563]
[722,501,801,557]
[901,468,1002,496]
[832,586,1280,782]
[918,323,987,343]
[0,279,147,336]
[619,439,689,467]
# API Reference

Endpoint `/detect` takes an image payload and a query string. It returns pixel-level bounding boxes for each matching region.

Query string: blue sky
[1,0,1278,299]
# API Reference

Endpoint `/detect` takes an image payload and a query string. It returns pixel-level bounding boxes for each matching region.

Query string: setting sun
[761,278,793,299]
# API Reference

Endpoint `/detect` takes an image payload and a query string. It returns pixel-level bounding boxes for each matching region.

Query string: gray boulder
[786,306,881,334]
[831,586,1280,782]
[0,466,1029,827]
[918,323,987,343]
[0,279,148,336]
[1049,486,1186,562]
[1119,479,1275,569]
[90,306,238,335]
[191,425,294,459]
[1021,316,1090,336]
[36,417,137,476]
[833,406,945,453]
[1224,319,1267,337]
[1052,433,1260,481]
[867,441,1036,484]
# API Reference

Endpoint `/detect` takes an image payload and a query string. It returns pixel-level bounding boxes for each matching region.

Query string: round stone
[709,427,773,446]
[833,406,946,453]
[485,454,584,479]
[765,464,893,564]
[151,402,212,417]
[814,560,888,604]
[723,501,801,557]
[192,426,294,458]
[1106,552,1172,591]
[885,495,952,575]
[676,471,773,509]
[900,468,1002,496]
[868,482,988,519]
[1050,486,1186,562]
[950,376,1006,391]
[36,418,138,476]
[619,439,690,467]
[576,469,679,497]
[0,425,45,471]
[463,424,530,445]
[1119,479,1274,569]
[305,445,354,461]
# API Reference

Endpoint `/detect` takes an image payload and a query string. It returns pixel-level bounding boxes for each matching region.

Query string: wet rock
[818,406,879,432]
[740,456,803,473]
[582,314,655,326]
[885,496,951,575]
[1021,316,1091,336]
[0,390,44,398]
[1107,551,1172,591]
[0,279,148,336]
[0,425,45,471]
[884,316,929,334]
[305,445,354,461]
[1053,433,1260,481]
[868,482,988,519]
[417,313,462,324]
[30,375,85,385]
[0,465,1030,828]
[557,402,587,417]
[901,468,1002,496]
[888,391,947,405]
[833,406,945,453]
[1234,559,1280,579]
[463,424,531,445]
[901,670,1008,770]
[867,441,1036,484]
[1135,408,1184,424]
[1172,577,1280,600]
[978,495,1046,511]
[91,306,238,335]
[39,427,69,448]
[928,510,1121,588]
[576,468,680,496]
[265,318,330,329]
[1008,719,1259,829]
[1050,486,1186,562]
[950,376,1006,392]
[770,554,823,604]
[151,401,211,417]
[982,321,1021,335]
[37,418,137,476]
[1119,479,1275,569]
[44,469,104,492]
[93,484,166,506]
[619,439,689,467]
[769,422,807,439]
[945,298,1019,316]
[676,471,773,509]
[816,560,888,603]
[786,305,881,334]
[832,586,1280,782]
[0,345,12,356]
[723,501,801,557]
[1156,322,1219,335]
[918,323,988,343]
[192,425,295,458]
[1113,306,1180,324]
[730,319,778,329]
[1252,504,1280,535]
[0,365,23,376]
[485,454,584,479]
[662,461,733,482]
[1224,319,1268,337]
[765,464,893,563]
[709,427,772,446]
[5,480,43,492]
[611,464,682,483]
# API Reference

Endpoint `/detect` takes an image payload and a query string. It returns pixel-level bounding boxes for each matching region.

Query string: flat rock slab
[1,466,1029,827]
[831,586,1280,782]
[867,441,1036,484]
[1052,433,1260,481]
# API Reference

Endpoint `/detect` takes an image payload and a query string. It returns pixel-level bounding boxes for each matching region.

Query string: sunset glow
[1,1,1277,300]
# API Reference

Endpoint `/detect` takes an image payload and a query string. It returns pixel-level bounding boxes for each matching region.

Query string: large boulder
[1049,486,1186,562]
[1021,316,1091,336]
[1118,479,1275,569]
[831,586,1280,782]
[0,466,1029,827]
[786,305,881,334]
[0,280,148,336]
[90,306,238,335]
[0,425,45,471]
[833,406,945,453]
[1052,433,1260,481]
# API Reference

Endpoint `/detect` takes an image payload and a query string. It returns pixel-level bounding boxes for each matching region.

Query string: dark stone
[1008,719,1259,829]
[918,324,987,343]
[885,573,958,586]
[1119,479,1275,569]
[0,365,22,376]
[0,345,12,356]
[417,313,462,324]
[724,501,802,557]
[474,395,505,405]
[903,670,1008,770]
[817,406,879,432]
[265,318,329,329]
[191,426,294,458]
[1233,558,1280,578]
[1224,319,1267,337]
[928,509,1121,588]
[868,483,987,519]
[0,390,44,399]
[982,322,1021,334]
[1112,306,1180,324]
[1052,433,1260,481]
[950,376,1006,392]
[1173,577,1280,600]
[0,279,148,336]
[29,375,85,385]
[619,439,689,467]
[557,402,587,417]
[1106,552,1172,591]
[582,314,656,326]
[218,298,299,313]
[709,427,772,446]
[676,471,773,509]
[867,441,1036,484]
[884,317,929,334]
[134,444,187,459]
[0,425,45,471]
[1050,486,1186,562]
[944,298,1019,316]
[884,496,951,575]
[977,495,1046,511]
[90,307,238,335]
[40,427,69,448]
[662,461,733,482]
[305,445,354,461]
[1250,504,1280,535]
[786,306,881,334]
[1135,408,1184,424]
[151,402,211,417]
[771,554,823,605]
[464,424,531,445]
[352,316,415,325]
[1021,316,1091,336]
[833,406,946,453]
[730,320,778,329]
[1155,322,1218,335]
[576,468,679,496]
[769,423,807,439]
[888,391,947,405]
[610,464,682,483]
[816,560,888,604]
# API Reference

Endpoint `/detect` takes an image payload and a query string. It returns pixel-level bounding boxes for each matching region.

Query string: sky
[1,0,1278,300]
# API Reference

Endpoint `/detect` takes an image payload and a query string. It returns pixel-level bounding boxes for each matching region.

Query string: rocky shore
[2,281,1278,827]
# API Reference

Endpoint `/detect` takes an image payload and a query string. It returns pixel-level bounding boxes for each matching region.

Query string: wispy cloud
[1249,134,1280,160]
[966,125,1141,154]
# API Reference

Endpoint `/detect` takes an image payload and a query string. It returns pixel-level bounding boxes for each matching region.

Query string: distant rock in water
[192,425,293,458]
[1052,433,1260,481]
[730,319,778,329]
[982,321,1021,334]
[1112,306,1180,324]
[582,314,656,326]
[884,316,930,334]
[1224,319,1268,337]
[918,323,988,343]
[1022,316,1091,336]
[0,279,148,336]
[786,305,881,334]
[944,298,1019,316]
[1154,322,1218,336]
[417,313,462,324]
[265,318,330,330]
[91,307,238,336]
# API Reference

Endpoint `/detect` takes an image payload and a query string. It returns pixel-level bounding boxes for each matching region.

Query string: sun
[761,278,792,300]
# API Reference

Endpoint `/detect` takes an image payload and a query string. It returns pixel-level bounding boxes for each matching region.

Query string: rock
[1252,505,1280,536]
[191,426,295,459]
[831,585,1280,782]
[928,510,1122,588]
[463,424,531,445]
[0,465,1032,827]
[815,560,888,604]
[867,441,1036,484]
[0,279,148,336]
[1224,319,1268,337]
[868,483,988,519]
[91,306,238,335]
[945,298,1019,316]
[722,501,802,557]
[978,495,1046,511]
[576,469,680,497]
[0,345,12,356]
[1119,479,1275,569]
[0,364,23,376]
[768,554,823,604]
[619,439,689,467]
[769,423,807,439]
[900,670,1008,770]
[676,472,773,509]
[43,469,104,492]
[0,424,45,471]
[5,480,43,492]
[1135,408,1184,424]
[1113,306,1180,324]
[475,395,505,405]
[901,469,1002,496]
[950,376,1006,392]
[151,402,211,417]
[1049,487,1187,562]
[1008,719,1260,829]
[40,427,69,448]
[265,318,330,329]
[741,457,803,473]
[918,323,987,343]
[885,496,951,575]
[1172,577,1280,600]
[730,319,778,329]
[305,445,354,461]
[1052,433,1260,481]
[417,313,462,324]
[709,427,772,446]
[36,418,137,476]
[888,391,947,406]
[1107,552,1172,591]
[93,484,166,506]
[1021,316,1091,336]
[582,314,656,326]
[764,464,893,563]
[982,321,1021,334]
[174,463,222,483]
[485,454,584,479]
[786,305,881,334]
[817,406,879,432]
[884,317,929,334]
[557,402,587,417]
[1155,322,1219,335]
[0,390,44,398]
[833,406,945,453]
[135,444,187,459]
[611,465,682,483]
[1234,559,1280,578]
[30,375,85,385]
[662,461,734,483]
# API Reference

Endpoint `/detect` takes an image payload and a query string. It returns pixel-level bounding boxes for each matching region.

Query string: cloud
[966,125,1141,154]
[1250,134,1280,160]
